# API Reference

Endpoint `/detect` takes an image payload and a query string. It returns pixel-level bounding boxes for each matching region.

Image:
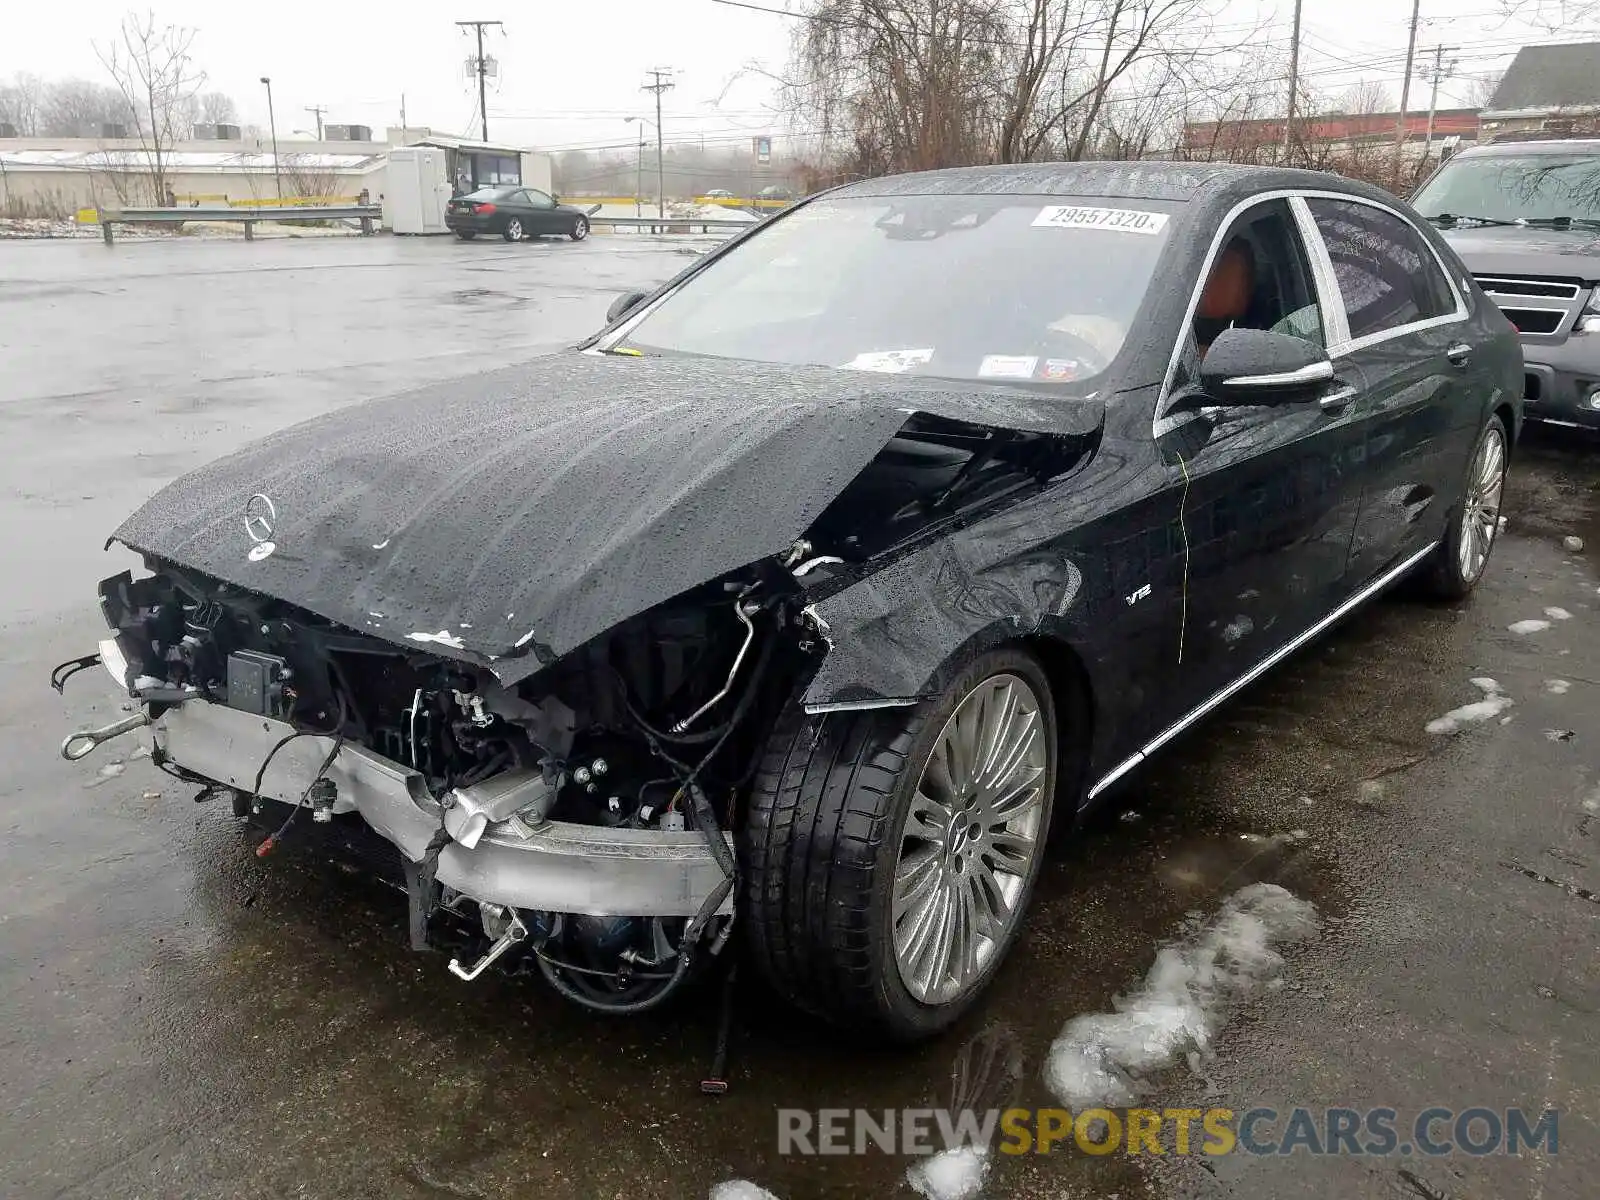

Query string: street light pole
[260,76,282,199]
[626,116,655,217]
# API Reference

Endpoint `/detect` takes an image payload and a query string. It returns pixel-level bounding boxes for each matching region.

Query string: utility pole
[1423,45,1458,159]
[1394,0,1422,165]
[1283,0,1304,163]
[641,68,674,219]
[456,20,504,142]
[399,93,407,137]
[304,105,326,140]
[636,140,644,216]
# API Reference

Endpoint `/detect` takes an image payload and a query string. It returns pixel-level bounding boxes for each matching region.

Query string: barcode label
[1032,206,1169,235]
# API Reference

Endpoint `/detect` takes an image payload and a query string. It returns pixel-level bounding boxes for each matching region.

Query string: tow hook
[60,712,152,762]
[448,905,529,981]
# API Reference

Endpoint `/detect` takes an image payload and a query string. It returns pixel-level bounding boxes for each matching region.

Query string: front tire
[502,217,524,242]
[569,216,589,241]
[1423,413,1508,599]
[742,648,1057,1040]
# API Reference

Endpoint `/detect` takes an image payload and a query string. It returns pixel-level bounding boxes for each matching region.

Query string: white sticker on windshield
[842,348,934,374]
[1032,205,1169,235]
[978,354,1038,379]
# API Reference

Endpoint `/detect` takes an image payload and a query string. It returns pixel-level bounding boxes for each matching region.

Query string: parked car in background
[1414,138,1600,431]
[60,162,1519,1041]
[445,185,590,243]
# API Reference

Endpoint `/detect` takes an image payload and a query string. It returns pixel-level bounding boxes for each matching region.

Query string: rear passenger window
[1305,198,1458,340]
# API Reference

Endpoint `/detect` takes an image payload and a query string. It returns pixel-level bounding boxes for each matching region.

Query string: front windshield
[608,193,1177,386]
[1413,153,1600,223]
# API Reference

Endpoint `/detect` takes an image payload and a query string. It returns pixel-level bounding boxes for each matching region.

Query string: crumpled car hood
[114,352,1102,684]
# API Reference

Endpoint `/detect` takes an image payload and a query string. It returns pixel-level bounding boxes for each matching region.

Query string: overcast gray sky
[1,0,1588,151]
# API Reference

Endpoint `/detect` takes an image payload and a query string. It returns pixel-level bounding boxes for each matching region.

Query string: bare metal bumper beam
[155,699,732,918]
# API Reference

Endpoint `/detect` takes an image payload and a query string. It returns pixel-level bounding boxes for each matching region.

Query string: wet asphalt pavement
[3,233,1598,1200]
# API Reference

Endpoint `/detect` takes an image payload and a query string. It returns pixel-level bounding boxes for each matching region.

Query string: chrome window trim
[1156,188,1470,423]
[1298,191,1469,353]
[1288,194,1350,346]
[1086,540,1440,799]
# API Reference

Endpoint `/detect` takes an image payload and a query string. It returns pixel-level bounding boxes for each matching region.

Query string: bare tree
[783,0,1242,180]
[37,79,128,136]
[1464,73,1502,110]
[0,73,45,135]
[95,10,207,203]
[195,91,238,127]
[1496,0,1600,30]
[1335,81,1394,115]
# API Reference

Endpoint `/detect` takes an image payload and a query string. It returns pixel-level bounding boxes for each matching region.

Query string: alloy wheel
[1458,423,1506,583]
[506,218,523,241]
[892,673,1050,1006]
[572,218,588,240]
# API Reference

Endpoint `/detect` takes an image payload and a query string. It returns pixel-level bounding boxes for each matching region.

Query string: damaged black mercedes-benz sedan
[56,162,1522,1038]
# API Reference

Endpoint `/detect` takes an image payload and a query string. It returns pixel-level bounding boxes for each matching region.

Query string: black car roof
[830,160,1369,204]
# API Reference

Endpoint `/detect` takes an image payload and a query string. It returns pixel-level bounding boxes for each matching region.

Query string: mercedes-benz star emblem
[244,493,278,561]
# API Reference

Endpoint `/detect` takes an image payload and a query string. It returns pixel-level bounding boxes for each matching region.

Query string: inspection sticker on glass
[842,348,934,374]
[978,354,1038,379]
[1032,205,1169,235]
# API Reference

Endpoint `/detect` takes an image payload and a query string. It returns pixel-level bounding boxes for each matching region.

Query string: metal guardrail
[589,214,757,234]
[99,204,382,245]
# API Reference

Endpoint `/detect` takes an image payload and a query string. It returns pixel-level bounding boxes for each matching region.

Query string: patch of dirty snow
[1544,607,1573,621]
[1427,678,1514,734]
[1582,785,1600,815]
[1546,679,1572,695]
[710,1184,780,1200]
[1545,729,1575,743]
[406,630,465,650]
[1509,619,1551,635]
[906,1146,990,1200]
[1043,882,1318,1109]
[371,538,391,550]
[1563,535,1585,552]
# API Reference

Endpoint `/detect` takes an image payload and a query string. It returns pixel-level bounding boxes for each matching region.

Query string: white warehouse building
[0,127,553,226]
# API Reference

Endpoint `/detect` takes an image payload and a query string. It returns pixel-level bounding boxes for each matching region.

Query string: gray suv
[1414,138,1600,431]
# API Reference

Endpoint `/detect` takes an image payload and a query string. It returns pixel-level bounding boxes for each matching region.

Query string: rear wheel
[570,216,589,241]
[742,648,1057,1039]
[502,217,524,242]
[1423,413,1508,599]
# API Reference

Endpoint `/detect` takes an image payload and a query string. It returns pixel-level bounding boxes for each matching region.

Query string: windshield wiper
[1425,213,1520,228]
[1517,216,1600,231]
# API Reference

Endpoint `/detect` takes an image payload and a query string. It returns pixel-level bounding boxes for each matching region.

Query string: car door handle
[1318,386,1358,411]
[1446,343,1472,366]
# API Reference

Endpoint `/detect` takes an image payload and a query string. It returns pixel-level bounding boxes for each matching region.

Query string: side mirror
[1197,327,1334,405]
[606,291,648,324]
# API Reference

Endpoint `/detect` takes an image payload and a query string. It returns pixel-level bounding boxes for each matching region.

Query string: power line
[456,19,504,142]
